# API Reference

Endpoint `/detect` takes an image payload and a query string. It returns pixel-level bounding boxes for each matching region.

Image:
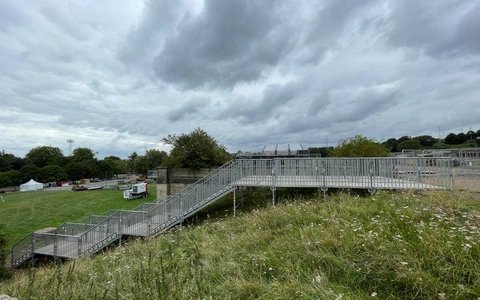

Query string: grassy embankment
[0,186,157,250]
[1,189,479,299]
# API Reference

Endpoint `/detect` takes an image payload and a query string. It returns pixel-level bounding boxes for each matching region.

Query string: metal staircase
[11,157,455,268]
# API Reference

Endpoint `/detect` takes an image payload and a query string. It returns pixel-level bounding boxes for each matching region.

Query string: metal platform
[11,157,456,268]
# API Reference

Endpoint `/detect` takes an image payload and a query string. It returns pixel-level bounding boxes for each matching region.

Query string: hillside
[1,190,479,299]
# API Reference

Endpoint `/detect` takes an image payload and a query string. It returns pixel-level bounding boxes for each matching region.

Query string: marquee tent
[20,179,44,192]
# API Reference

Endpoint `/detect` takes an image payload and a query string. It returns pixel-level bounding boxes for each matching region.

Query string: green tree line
[0,128,230,188]
[0,146,169,188]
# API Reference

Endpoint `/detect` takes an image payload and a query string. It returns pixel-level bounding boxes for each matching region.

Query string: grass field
[1,190,479,299]
[0,185,157,250]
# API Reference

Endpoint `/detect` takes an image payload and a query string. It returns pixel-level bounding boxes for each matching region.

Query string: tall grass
[1,190,479,299]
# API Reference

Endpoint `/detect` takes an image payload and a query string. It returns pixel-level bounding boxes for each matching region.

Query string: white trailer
[123,182,148,200]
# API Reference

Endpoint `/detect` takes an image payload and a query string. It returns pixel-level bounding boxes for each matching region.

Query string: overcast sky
[1,0,479,158]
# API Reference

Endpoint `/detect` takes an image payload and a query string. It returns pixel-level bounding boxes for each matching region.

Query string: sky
[1,0,479,158]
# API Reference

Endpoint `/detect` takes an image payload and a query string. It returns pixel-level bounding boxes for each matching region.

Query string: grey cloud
[119,1,187,68]
[308,93,331,117]
[451,2,480,54]
[326,86,400,124]
[269,84,401,139]
[387,0,480,57]
[296,0,378,64]
[152,0,295,89]
[167,98,208,122]
[219,81,299,123]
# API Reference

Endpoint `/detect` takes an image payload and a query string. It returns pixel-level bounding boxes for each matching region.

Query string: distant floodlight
[67,139,74,155]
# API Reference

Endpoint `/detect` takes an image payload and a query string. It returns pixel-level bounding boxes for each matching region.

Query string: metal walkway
[11,157,454,268]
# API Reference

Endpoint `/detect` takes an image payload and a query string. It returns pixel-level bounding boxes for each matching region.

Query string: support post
[233,187,236,217]
[54,233,58,257]
[270,187,276,206]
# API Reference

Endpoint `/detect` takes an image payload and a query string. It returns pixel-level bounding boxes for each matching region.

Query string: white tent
[20,179,44,192]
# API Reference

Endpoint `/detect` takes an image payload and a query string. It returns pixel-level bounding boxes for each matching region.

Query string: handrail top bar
[234,157,455,161]
[33,232,81,238]
[63,222,90,226]
[63,222,112,226]
[116,209,147,213]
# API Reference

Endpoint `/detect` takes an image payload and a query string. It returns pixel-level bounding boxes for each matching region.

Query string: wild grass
[0,186,157,250]
[1,190,479,299]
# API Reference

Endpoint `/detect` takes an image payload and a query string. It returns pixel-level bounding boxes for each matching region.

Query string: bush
[330,135,389,157]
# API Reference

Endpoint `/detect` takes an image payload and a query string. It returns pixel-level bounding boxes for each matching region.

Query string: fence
[11,157,459,268]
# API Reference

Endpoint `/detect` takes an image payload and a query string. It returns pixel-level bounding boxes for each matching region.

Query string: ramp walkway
[11,157,454,268]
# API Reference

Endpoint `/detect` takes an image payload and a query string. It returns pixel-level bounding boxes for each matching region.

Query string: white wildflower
[313,275,323,284]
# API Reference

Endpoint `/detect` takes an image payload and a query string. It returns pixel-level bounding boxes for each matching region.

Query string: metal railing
[11,157,457,268]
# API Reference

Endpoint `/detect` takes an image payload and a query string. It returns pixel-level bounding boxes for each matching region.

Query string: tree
[162,128,231,169]
[145,149,168,168]
[19,164,40,182]
[105,156,121,161]
[382,138,399,152]
[398,139,422,151]
[0,170,23,188]
[330,135,389,157]
[457,133,468,144]
[71,148,96,162]
[106,158,129,175]
[66,161,98,181]
[132,155,149,175]
[466,130,477,141]
[38,165,68,182]
[308,147,333,157]
[25,146,65,168]
[413,135,437,148]
[0,151,25,172]
[445,133,460,145]
[397,136,411,143]
[128,152,138,173]
[96,160,114,179]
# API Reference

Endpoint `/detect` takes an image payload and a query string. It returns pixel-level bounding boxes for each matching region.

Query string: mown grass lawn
[1,190,479,299]
[0,185,156,249]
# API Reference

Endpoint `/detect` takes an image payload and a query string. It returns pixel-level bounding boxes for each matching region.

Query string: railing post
[449,158,455,190]
[270,187,276,206]
[180,193,183,216]
[233,187,236,217]
[416,159,421,183]
[320,160,328,197]
[271,159,277,206]
[54,233,58,257]
[368,160,376,194]
[32,233,35,253]
[77,236,82,257]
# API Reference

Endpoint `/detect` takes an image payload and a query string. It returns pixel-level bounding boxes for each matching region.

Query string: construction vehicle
[123,182,148,200]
